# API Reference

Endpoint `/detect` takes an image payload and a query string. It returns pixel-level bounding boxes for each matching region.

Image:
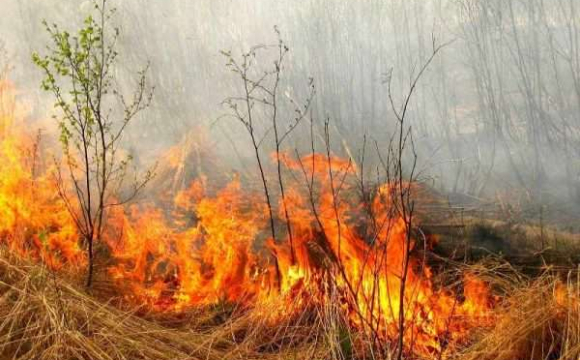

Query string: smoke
[1,0,579,221]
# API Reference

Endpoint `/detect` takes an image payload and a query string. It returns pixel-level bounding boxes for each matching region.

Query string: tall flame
[0,80,82,269]
[0,80,494,357]
[105,153,494,355]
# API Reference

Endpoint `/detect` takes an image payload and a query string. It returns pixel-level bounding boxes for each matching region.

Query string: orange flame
[0,81,494,357]
[0,80,83,269]
[104,152,494,355]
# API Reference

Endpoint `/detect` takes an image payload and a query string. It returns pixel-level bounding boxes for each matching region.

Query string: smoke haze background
[1,0,579,224]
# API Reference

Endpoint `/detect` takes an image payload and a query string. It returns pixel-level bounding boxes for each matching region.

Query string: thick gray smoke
[2,0,580,223]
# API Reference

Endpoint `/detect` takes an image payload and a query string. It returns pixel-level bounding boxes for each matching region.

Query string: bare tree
[221,28,314,270]
[384,36,447,360]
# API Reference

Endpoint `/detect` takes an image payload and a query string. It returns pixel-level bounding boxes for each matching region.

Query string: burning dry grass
[0,79,495,359]
[2,79,580,360]
[0,248,355,360]
[2,248,580,360]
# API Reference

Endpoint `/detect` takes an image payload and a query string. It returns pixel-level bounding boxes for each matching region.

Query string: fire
[108,177,267,307]
[104,152,494,355]
[0,80,494,357]
[0,80,83,269]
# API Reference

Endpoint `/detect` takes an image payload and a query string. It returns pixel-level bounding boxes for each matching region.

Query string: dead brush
[0,251,229,360]
[197,288,346,359]
[8,245,580,360]
[456,270,580,360]
[0,250,360,360]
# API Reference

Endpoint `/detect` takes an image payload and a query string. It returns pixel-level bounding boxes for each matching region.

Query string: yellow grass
[2,248,580,360]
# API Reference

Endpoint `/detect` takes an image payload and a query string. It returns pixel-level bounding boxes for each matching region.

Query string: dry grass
[456,271,580,360]
[2,248,580,360]
[0,249,347,360]
[431,217,580,269]
[0,250,224,360]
